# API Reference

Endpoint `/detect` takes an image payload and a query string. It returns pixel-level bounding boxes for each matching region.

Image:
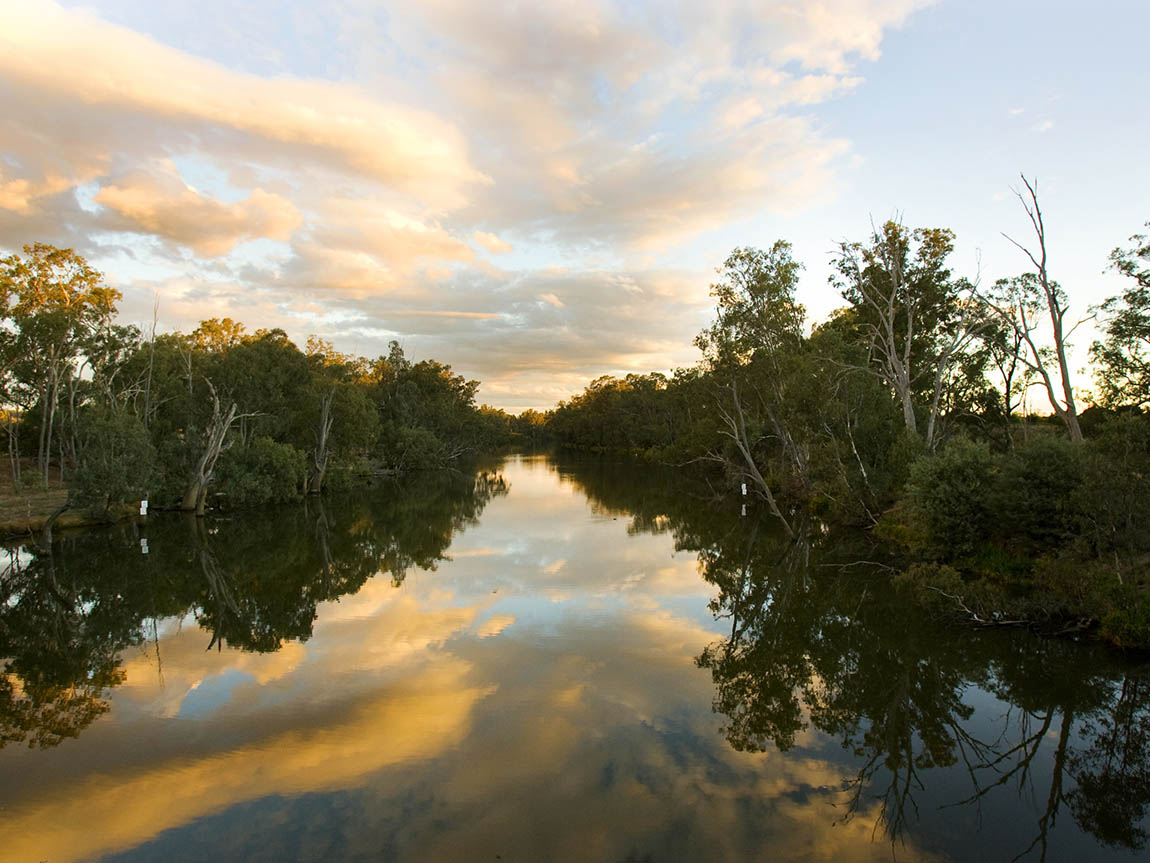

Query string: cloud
[0,167,72,213]
[761,0,934,73]
[104,261,711,410]
[0,0,936,407]
[0,658,492,863]
[0,1,488,209]
[474,230,513,253]
[92,161,300,256]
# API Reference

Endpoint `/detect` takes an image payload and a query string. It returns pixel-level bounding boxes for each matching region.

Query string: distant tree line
[0,243,517,516]
[543,181,1150,645]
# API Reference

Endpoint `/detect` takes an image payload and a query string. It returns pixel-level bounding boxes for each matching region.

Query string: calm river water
[1,454,1147,862]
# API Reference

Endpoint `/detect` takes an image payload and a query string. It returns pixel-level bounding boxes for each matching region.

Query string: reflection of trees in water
[0,546,133,748]
[1069,675,1150,851]
[695,519,1150,859]
[558,454,1150,860]
[0,467,507,747]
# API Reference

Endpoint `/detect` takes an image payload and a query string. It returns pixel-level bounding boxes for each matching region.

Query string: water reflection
[0,454,1146,863]
[556,454,1150,860]
[0,468,508,750]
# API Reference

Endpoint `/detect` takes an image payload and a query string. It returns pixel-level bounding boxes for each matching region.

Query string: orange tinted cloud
[93,162,300,255]
[0,1,487,208]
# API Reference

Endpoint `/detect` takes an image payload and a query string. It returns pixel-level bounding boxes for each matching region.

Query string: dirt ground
[0,458,101,537]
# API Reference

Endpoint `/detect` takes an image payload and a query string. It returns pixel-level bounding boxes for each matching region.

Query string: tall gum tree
[988,176,1085,442]
[1091,223,1150,409]
[831,221,982,451]
[695,243,809,536]
[0,244,120,485]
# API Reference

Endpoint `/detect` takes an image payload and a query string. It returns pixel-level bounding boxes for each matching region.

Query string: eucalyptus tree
[0,244,120,484]
[977,313,1031,447]
[1092,224,1150,409]
[302,338,379,493]
[695,243,809,536]
[180,380,254,515]
[831,221,984,451]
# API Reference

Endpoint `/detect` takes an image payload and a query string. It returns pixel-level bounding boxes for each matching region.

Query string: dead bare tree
[992,175,1086,442]
[180,380,255,516]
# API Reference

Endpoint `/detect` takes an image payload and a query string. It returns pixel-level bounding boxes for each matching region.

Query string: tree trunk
[309,389,335,495]
[180,381,242,515]
[180,480,202,513]
[1004,175,1084,442]
[7,411,20,487]
[719,382,794,538]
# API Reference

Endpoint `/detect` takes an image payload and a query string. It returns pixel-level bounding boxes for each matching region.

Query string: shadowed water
[1,454,1147,862]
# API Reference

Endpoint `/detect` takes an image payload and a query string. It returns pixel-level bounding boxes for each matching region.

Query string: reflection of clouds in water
[438,456,716,608]
[106,603,940,862]
[1,455,942,862]
[0,659,492,863]
[113,587,487,722]
[473,614,516,638]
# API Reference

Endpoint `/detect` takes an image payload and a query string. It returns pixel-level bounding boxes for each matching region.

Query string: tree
[70,405,158,517]
[0,244,121,484]
[309,387,335,494]
[988,176,1085,441]
[977,313,1031,447]
[694,244,811,535]
[695,243,805,367]
[190,317,247,353]
[831,221,982,450]
[1092,224,1150,409]
[180,380,252,515]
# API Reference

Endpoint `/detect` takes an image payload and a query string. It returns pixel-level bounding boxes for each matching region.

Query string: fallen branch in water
[818,560,898,573]
[923,585,1029,626]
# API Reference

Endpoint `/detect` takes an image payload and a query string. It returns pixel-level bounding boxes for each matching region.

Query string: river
[1,453,1147,862]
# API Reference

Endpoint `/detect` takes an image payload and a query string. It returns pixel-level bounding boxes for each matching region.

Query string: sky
[0,0,1146,412]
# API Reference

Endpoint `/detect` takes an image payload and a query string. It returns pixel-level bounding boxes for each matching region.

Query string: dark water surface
[1,454,1148,862]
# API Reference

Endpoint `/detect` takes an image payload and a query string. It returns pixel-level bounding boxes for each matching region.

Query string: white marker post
[139,499,149,516]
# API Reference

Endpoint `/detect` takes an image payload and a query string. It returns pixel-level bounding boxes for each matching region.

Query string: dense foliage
[542,214,1150,646]
[0,247,517,515]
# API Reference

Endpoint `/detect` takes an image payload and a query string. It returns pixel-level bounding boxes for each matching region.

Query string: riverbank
[0,486,141,539]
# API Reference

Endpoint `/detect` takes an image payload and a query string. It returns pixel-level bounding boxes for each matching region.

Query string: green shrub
[382,425,446,471]
[905,438,996,559]
[1100,595,1150,648]
[216,438,307,507]
[993,436,1084,551]
[71,407,158,516]
[1076,414,1150,557]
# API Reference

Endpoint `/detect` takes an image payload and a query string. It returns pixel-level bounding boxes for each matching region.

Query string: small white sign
[741,483,747,496]
[139,499,149,516]
[140,538,149,555]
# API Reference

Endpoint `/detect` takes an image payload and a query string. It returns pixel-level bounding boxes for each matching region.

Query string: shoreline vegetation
[0,243,527,535]
[538,191,1150,650]
[4,183,1149,647]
